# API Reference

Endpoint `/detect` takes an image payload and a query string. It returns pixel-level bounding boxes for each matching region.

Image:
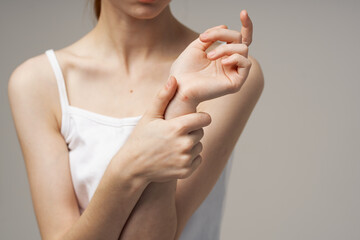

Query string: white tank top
[45,49,234,240]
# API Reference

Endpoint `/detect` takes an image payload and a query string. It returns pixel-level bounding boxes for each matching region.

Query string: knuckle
[172,123,186,135]
[182,138,194,151]
[207,28,218,38]
[177,124,187,134]
[237,32,242,42]
[212,28,222,36]
[168,123,179,134]
[241,43,249,53]
[246,59,252,68]
[233,53,242,59]
[178,154,191,168]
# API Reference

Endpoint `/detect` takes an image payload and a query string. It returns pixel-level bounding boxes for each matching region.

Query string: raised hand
[166,10,253,117]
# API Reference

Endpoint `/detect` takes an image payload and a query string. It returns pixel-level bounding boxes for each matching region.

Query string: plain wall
[1,0,359,239]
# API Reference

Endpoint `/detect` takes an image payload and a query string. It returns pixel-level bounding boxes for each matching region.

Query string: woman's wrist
[110,147,151,191]
[164,93,198,119]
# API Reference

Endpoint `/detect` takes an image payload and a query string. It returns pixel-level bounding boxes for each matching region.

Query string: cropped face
[106,0,172,19]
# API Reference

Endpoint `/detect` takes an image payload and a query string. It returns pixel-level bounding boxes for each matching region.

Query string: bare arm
[174,55,264,238]
[8,56,153,240]
[119,181,178,240]
[118,84,195,240]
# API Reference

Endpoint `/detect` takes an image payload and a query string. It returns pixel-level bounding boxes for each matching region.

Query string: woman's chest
[63,56,173,118]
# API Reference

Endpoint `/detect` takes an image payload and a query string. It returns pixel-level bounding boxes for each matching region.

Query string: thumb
[145,75,178,119]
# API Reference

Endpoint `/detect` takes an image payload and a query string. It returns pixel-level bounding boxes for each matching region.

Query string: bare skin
[8,0,264,239]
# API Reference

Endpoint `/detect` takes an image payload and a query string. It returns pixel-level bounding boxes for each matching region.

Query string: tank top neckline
[68,105,143,126]
[45,49,143,127]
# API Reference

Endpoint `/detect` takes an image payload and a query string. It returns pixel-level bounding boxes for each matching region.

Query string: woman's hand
[118,76,212,184]
[165,10,253,118]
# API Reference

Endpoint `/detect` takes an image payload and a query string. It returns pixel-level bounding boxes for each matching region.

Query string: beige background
[1,0,359,239]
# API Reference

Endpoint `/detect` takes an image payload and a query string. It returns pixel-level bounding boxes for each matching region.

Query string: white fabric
[45,49,235,240]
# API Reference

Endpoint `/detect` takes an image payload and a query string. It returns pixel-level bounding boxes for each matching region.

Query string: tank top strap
[45,49,70,113]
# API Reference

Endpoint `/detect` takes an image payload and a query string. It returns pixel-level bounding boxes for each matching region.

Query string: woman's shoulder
[8,44,80,85]
[8,46,80,102]
[8,53,53,102]
[9,52,52,86]
[8,50,63,99]
[8,52,63,130]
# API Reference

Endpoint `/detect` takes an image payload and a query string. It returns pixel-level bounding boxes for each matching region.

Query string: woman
[8,0,264,239]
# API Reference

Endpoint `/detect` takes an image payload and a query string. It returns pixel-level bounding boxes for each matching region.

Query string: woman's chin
[130,4,165,19]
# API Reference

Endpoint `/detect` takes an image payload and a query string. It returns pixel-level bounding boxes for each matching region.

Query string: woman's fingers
[222,53,252,70]
[222,53,252,87]
[177,155,202,179]
[188,128,205,145]
[192,25,228,51]
[240,10,253,46]
[189,142,203,157]
[169,112,212,134]
[207,43,248,60]
[199,10,253,46]
[200,28,241,44]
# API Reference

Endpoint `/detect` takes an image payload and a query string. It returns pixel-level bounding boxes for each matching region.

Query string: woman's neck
[89,4,183,66]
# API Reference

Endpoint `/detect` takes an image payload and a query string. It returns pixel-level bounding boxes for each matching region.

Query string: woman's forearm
[118,96,197,240]
[118,181,178,240]
[59,149,149,240]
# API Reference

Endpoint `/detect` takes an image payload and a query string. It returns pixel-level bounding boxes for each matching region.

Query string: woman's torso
[44,34,234,239]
